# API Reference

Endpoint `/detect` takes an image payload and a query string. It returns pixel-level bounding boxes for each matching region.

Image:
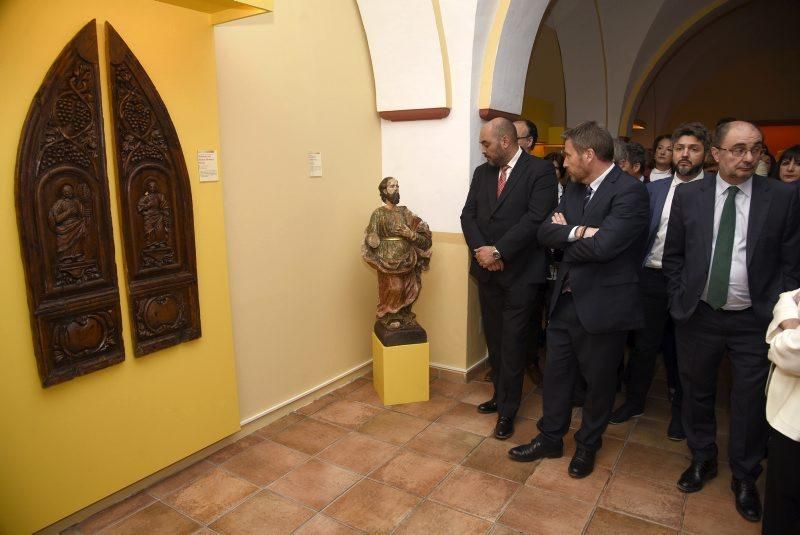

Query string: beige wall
[0,2,241,532]
[214,1,383,422]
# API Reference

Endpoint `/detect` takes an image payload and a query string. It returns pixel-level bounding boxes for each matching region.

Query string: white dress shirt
[645,171,704,269]
[567,163,615,241]
[501,147,523,182]
[701,174,753,310]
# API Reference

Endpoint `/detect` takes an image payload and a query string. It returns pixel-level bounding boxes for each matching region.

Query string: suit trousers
[478,278,539,417]
[538,293,626,451]
[625,268,682,410]
[763,426,800,535]
[675,302,769,481]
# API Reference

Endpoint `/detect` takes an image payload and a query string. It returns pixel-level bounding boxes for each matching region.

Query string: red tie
[497,165,510,198]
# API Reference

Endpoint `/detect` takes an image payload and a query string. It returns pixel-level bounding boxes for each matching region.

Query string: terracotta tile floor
[65,364,762,534]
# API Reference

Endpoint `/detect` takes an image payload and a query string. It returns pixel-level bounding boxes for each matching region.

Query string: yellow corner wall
[0,1,240,532]
[413,232,478,371]
[213,0,382,422]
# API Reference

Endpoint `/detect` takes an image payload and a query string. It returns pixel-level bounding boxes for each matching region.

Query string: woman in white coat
[763,289,800,534]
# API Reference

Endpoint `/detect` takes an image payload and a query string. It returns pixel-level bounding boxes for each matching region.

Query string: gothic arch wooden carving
[106,23,201,356]
[15,21,125,386]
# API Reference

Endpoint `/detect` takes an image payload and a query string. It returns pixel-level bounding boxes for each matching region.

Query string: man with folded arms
[508,121,648,478]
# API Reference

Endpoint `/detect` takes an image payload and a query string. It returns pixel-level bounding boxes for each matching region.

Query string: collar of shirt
[503,147,523,176]
[670,170,704,187]
[587,163,615,193]
[714,172,752,199]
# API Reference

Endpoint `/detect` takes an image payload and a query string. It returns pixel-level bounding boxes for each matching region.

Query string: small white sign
[308,152,322,177]
[197,150,219,182]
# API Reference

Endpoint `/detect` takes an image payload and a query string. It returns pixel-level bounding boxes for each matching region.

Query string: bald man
[461,118,557,440]
[663,120,800,521]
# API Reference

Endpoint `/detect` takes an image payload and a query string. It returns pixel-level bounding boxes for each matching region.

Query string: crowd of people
[460,116,800,534]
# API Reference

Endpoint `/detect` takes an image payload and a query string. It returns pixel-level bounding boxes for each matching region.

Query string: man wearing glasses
[662,120,800,522]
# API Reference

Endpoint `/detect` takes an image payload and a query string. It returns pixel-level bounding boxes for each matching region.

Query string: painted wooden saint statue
[362,177,432,343]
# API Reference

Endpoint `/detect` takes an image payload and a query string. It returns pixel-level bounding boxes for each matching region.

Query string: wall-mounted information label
[198,150,219,182]
[308,152,322,177]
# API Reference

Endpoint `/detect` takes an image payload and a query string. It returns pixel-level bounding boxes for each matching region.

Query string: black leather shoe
[609,402,644,425]
[677,459,717,493]
[494,416,514,440]
[477,399,497,414]
[731,478,762,522]
[508,436,563,462]
[666,414,686,441]
[568,447,596,479]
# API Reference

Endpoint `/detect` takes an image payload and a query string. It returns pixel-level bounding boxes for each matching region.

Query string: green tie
[706,186,740,309]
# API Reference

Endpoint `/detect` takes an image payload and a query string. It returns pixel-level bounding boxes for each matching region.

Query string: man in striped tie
[461,118,557,441]
[662,120,800,522]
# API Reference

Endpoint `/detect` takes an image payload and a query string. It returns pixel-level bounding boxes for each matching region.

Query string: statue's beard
[387,192,400,204]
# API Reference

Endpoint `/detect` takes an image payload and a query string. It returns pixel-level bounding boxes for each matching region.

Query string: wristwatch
[492,248,501,260]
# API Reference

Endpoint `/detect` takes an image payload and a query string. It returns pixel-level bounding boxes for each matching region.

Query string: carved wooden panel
[106,23,201,356]
[15,21,125,386]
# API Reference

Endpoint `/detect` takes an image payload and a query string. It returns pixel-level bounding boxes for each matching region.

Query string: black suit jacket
[662,174,800,326]
[461,151,557,286]
[537,165,649,333]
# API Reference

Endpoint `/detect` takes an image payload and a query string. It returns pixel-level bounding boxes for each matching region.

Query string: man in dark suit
[662,120,800,522]
[461,117,556,440]
[508,121,649,478]
[610,122,712,441]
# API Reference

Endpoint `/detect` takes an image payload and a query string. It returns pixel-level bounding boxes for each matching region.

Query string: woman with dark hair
[648,134,673,182]
[777,145,800,184]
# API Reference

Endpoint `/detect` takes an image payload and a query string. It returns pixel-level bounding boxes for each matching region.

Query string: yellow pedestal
[372,333,430,405]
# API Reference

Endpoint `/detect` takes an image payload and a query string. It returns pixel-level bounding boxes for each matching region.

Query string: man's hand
[486,260,505,272]
[551,212,568,225]
[582,227,600,238]
[779,318,800,330]
[474,246,496,268]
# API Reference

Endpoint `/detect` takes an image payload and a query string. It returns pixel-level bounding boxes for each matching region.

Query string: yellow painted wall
[414,232,481,371]
[0,1,240,532]
[214,1,382,422]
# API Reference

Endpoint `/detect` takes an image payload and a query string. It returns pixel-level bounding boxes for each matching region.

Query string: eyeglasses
[517,135,532,140]
[717,145,764,158]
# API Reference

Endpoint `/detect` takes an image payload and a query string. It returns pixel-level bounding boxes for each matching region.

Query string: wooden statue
[362,177,432,345]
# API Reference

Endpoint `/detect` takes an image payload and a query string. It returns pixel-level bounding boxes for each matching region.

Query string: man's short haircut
[713,120,762,148]
[561,121,614,162]
[613,139,629,163]
[521,119,538,145]
[378,176,394,202]
[652,134,671,151]
[779,144,800,167]
[671,122,711,151]
[626,141,646,172]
